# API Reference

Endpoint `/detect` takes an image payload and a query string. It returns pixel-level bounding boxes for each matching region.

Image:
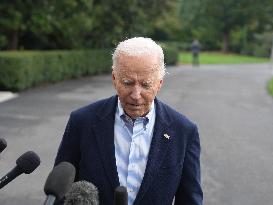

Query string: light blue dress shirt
[114,99,156,205]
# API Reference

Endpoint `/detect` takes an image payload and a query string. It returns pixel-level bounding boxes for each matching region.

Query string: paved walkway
[0,63,272,205]
[0,92,17,103]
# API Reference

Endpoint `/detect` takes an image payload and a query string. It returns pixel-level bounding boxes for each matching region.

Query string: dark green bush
[160,42,179,65]
[268,77,273,97]
[0,49,112,91]
[0,46,177,92]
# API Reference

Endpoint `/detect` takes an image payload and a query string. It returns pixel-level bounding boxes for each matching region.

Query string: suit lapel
[92,96,120,189]
[91,96,173,200]
[134,99,173,204]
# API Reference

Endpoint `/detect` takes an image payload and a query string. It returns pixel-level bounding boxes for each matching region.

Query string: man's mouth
[128,103,143,108]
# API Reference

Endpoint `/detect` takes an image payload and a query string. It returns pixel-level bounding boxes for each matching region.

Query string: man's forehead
[120,76,154,83]
[116,66,160,78]
[117,55,159,69]
[114,53,161,78]
[117,53,159,64]
[117,64,159,72]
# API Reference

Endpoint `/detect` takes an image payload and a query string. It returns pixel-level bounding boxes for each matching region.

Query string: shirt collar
[117,98,155,126]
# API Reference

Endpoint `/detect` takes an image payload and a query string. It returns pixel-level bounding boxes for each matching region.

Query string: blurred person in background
[191,39,201,67]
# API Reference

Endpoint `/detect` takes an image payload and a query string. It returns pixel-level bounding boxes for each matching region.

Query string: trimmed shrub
[268,77,273,97]
[0,49,112,91]
[0,46,177,92]
[159,42,179,65]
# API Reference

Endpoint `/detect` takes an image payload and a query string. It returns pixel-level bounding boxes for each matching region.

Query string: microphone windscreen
[64,181,99,205]
[0,138,7,153]
[44,161,76,200]
[16,151,41,174]
[114,186,128,205]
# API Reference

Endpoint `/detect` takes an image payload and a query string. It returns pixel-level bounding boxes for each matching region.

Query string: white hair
[112,37,166,78]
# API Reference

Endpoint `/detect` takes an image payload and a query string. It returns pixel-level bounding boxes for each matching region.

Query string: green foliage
[179,0,273,53]
[0,0,179,50]
[0,49,112,91]
[0,0,93,50]
[149,0,181,41]
[160,42,179,65]
[268,77,273,97]
[86,0,180,48]
[0,46,178,91]
[240,31,273,57]
[178,52,270,64]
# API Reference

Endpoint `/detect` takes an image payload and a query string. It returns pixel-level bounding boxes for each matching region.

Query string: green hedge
[268,77,273,97]
[160,42,179,65]
[0,46,178,91]
[0,49,112,91]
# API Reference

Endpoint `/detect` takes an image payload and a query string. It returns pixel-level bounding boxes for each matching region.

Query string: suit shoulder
[158,100,197,130]
[70,96,116,121]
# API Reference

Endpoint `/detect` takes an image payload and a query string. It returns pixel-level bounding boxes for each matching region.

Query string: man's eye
[142,83,151,89]
[122,80,133,86]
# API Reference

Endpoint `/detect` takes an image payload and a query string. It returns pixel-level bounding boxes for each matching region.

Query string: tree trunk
[8,30,19,50]
[222,32,229,53]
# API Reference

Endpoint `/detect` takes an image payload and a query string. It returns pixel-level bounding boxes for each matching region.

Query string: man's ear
[112,70,117,88]
[158,79,164,90]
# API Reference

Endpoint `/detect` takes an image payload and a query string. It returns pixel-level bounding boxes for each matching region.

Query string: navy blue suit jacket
[55,95,203,205]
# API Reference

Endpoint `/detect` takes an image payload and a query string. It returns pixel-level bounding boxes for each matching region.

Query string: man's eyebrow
[120,77,126,80]
[121,79,134,84]
[142,80,152,85]
[143,78,154,83]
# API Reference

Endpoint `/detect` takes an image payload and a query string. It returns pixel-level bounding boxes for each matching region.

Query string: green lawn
[178,52,270,64]
[268,77,273,97]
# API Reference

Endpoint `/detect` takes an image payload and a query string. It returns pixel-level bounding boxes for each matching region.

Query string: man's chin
[126,113,141,119]
[126,110,148,119]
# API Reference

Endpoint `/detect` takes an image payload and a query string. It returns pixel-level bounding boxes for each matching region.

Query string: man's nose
[130,86,142,100]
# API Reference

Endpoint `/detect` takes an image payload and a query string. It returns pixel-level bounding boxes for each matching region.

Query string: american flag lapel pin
[164,133,170,140]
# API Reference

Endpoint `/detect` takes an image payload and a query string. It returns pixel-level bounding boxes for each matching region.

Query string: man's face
[112,53,163,119]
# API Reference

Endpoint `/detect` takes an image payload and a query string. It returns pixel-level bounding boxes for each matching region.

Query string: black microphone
[0,138,7,153]
[0,151,40,189]
[64,180,99,205]
[43,161,76,205]
[114,186,128,205]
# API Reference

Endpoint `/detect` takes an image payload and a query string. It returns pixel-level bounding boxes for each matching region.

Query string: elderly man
[55,37,203,205]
